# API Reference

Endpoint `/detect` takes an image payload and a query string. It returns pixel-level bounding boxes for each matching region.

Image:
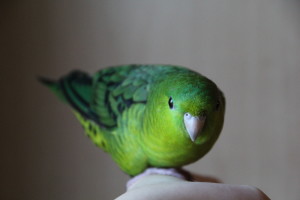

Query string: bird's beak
[184,113,206,142]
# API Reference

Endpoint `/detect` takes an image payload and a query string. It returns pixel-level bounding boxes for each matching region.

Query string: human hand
[116,173,270,200]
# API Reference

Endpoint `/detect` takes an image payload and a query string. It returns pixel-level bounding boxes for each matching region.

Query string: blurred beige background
[1,0,300,199]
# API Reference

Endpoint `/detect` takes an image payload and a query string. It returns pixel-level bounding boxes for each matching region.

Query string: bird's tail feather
[39,72,110,151]
[38,77,68,103]
[38,71,98,122]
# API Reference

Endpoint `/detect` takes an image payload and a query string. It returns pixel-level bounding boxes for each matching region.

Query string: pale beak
[184,113,206,142]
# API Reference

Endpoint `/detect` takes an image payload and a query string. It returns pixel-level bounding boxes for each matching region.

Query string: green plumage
[40,65,225,176]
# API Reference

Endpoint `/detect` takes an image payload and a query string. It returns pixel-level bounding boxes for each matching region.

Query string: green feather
[39,77,67,103]
[133,86,148,102]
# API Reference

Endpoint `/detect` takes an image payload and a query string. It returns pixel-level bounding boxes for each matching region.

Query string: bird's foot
[126,168,189,190]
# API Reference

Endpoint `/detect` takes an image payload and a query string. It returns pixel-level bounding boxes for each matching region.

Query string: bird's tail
[38,71,110,151]
[38,71,98,121]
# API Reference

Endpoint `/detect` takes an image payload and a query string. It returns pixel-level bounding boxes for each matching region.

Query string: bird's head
[164,76,225,144]
[143,70,225,166]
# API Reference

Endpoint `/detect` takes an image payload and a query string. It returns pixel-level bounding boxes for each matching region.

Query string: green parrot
[40,65,225,176]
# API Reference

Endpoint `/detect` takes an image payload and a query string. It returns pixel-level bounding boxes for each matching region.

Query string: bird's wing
[40,65,157,130]
[91,65,155,130]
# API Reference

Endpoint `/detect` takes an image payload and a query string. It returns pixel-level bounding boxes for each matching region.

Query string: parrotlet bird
[40,65,225,176]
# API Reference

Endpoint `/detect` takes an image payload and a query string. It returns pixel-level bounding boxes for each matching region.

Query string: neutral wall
[2,1,300,199]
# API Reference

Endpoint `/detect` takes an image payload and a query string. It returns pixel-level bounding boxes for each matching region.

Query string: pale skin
[116,174,270,200]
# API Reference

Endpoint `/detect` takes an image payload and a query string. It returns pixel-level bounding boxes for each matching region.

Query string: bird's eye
[168,97,174,109]
[215,100,220,111]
